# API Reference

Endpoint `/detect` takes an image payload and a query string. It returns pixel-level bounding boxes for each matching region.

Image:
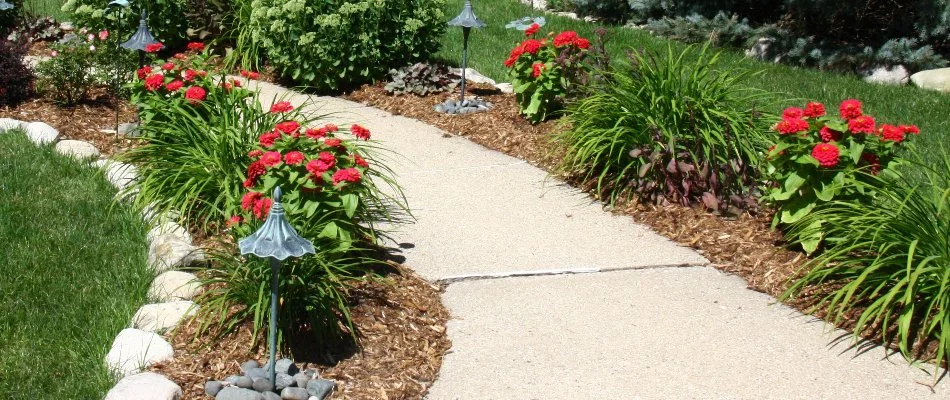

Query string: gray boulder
[305,379,334,399]
[292,373,310,390]
[246,367,267,380]
[104,372,182,400]
[275,373,294,391]
[24,121,60,145]
[910,67,950,92]
[235,375,253,389]
[279,387,309,400]
[205,381,224,397]
[252,378,274,392]
[240,360,260,373]
[216,387,263,400]
[262,392,281,400]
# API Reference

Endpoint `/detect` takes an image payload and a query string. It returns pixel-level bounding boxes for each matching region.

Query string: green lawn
[0,130,151,398]
[21,0,67,20]
[434,0,950,166]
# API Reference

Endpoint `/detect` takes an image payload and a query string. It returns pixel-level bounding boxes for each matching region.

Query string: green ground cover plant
[0,130,151,398]
[782,150,950,370]
[435,0,949,169]
[557,44,770,210]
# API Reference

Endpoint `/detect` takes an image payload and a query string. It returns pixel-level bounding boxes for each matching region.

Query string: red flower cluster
[144,74,164,91]
[137,66,152,80]
[145,42,164,53]
[332,168,361,185]
[819,126,841,142]
[270,101,294,113]
[184,86,206,104]
[879,124,905,142]
[186,42,205,52]
[776,117,809,134]
[260,151,282,167]
[553,31,589,49]
[351,124,371,140]
[847,115,875,134]
[241,192,272,219]
[276,121,300,134]
[239,70,260,80]
[504,39,543,67]
[165,80,184,92]
[306,151,336,175]
[162,62,175,71]
[525,23,540,36]
[811,143,840,168]
[839,99,862,119]
[803,102,825,118]
[285,151,305,165]
[532,62,544,78]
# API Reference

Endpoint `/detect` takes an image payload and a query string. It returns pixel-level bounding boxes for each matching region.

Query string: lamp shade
[120,11,160,51]
[0,0,13,11]
[448,0,486,29]
[239,187,316,260]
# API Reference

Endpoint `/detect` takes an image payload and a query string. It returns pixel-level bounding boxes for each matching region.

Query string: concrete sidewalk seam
[437,263,709,284]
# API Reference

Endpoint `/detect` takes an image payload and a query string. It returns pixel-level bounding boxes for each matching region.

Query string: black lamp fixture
[447,0,486,104]
[121,9,161,67]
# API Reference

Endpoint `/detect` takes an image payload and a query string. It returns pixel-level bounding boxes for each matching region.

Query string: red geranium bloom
[161,62,175,71]
[259,131,281,147]
[306,151,336,175]
[325,124,339,133]
[504,56,518,68]
[575,38,590,49]
[248,149,264,159]
[165,80,184,91]
[803,101,825,118]
[811,143,840,168]
[244,161,266,187]
[284,151,305,165]
[324,138,342,147]
[351,124,371,140]
[879,124,905,142]
[332,168,362,185]
[184,86,207,104]
[240,70,260,80]
[275,121,300,134]
[782,107,804,119]
[839,99,863,119]
[899,124,920,135]
[186,42,205,51]
[174,53,187,60]
[553,31,579,47]
[226,215,242,228]
[819,126,842,142]
[241,191,263,210]
[848,115,875,134]
[144,74,164,91]
[231,79,242,87]
[136,65,152,80]
[184,69,198,81]
[270,101,294,113]
[306,127,327,139]
[521,39,542,54]
[144,42,164,53]
[260,151,282,167]
[525,23,540,36]
[532,62,544,78]
[775,117,809,134]
[353,153,369,167]
[253,197,272,220]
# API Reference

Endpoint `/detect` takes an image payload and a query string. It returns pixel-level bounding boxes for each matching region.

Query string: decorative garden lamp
[107,0,130,136]
[0,0,14,11]
[239,186,315,385]
[121,10,160,67]
[447,0,486,104]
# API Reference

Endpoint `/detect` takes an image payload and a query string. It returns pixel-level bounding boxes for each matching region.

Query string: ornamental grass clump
[504,26,592,123]
[557,44,771,211]
[782,150,950,372]
[762,98,921,253]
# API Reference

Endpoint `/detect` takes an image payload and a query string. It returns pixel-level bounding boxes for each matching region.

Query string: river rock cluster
[434,97,492,114]
[205,359,334,400]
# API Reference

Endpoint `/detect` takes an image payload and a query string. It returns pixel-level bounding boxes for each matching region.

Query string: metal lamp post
[121,10,161,67]
[239,187,315,386]
[447,0,486,104]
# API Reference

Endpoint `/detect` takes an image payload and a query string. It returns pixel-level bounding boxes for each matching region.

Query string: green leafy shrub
[385,62,459,96]
[35,29,137,106]
[245,0,446,91]
[61,0,189,49]
[557,44,770,211]
[504,28,592,123]
[782,150,950,371]
[0,37,34,107]
[762,99,921,253]
[6,16,65,43]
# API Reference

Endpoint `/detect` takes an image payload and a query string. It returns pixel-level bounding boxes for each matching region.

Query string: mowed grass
[20,0,68,20]
[434,0,950,166]
[0,130,151,398]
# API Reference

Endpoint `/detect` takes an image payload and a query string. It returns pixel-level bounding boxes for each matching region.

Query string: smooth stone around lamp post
[234,375,253,389]
[246,367,267,380]
[262,392,281,400]
[216,387,263,400]
[275,373,294,391]
[293,373,310,390]
[305,379,334,399]
[241,360,260,372]
[252,377,275,392]
[279,387,309,400]
[205,380,224,396]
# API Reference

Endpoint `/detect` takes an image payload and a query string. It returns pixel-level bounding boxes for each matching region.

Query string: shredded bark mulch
[151,263,450,400]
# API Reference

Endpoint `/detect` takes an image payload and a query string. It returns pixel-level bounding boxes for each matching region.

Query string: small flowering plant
[504,27,590,123]
[35,27,134,105]
[763,98,920,253]
[229,103,399,249]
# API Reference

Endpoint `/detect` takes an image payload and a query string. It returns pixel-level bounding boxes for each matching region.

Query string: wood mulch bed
[2,91,451,399]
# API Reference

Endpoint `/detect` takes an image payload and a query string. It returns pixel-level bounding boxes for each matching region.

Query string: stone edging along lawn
[0,117,204,400]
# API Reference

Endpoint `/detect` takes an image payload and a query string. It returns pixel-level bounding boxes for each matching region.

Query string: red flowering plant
[504,28,591,123]
[228,106,406,250]
[762,98,920,253]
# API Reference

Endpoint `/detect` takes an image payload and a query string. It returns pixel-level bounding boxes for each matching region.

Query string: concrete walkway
[250,82,946,399]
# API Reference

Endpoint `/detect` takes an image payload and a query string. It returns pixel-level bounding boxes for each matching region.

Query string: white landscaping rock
[104,372,183,400]
[147,219,204,273]
[495,83,514,94]
[910,67,950,92]
[863,65,909,85]
[745,37,777,62]
[132,301,197,333]
[147,220,192,244]
[0,117,22,132]
[452,68,496,85]
[24,121,60,145]
[148,271,201,301]
[55,139,100,160]
[101,160,139,191]
[105,328,174,377]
